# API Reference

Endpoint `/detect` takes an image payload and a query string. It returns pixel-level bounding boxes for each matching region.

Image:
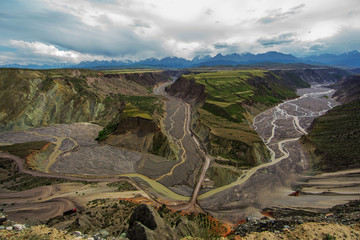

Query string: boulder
[13,224,26,230]
[127,204,173,240]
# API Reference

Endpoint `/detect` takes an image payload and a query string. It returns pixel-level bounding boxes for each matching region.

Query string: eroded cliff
[0,68,175,158]
[165,70,308,172]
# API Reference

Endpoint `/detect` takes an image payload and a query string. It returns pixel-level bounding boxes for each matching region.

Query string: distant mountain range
[303,50,360,67]
[72,51,318,69]
[1,50,360,69]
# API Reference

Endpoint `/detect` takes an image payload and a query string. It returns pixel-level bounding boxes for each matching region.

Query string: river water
[198,86,349,223]
[253,85,339,162]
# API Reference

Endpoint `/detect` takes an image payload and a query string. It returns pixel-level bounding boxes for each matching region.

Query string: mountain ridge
[2,50,360,69]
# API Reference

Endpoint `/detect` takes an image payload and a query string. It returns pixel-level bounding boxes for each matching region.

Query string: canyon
[0,66,359,238]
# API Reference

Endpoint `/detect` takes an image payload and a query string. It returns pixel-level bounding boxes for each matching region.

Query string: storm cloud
[257,33,296,47]
[0,0,359,65]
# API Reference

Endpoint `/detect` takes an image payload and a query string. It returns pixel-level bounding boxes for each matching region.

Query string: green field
[117,94,164,116]
[121,103,153,120]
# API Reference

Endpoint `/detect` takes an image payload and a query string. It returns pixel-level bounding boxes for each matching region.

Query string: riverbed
[197,86,359,223]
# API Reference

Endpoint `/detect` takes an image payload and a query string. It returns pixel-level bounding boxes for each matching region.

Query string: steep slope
[0,69,118,131]
[166,70,309,172]
[301,75,360,172]
[0,68,167,131]
[272,68,348,84]
[331,74,360,103]
[0,68,173,157]
[301,99,360,172]
[103,71,170,88]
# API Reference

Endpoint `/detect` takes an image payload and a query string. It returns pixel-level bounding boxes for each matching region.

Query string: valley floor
[0,84,359,226]
[197,85,360,222]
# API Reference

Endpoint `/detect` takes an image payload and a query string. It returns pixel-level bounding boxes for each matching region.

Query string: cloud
[205,8,213,15]
[10,40,78,59]
[212,42,242,54]
[309,28,360,54]
[130,19,151,28]
[0,0,359,64]
[7,40,111,64]
[259,3,305,24]
[257,33,295,47]
[213,43,229,49]
[309,43,326,51]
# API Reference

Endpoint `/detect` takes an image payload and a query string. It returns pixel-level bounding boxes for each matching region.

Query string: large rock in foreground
[127,204,173,240]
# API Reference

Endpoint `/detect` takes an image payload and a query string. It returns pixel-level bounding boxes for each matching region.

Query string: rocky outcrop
[272,68,348,84]
[106,117,156,153]
[331,75,360,104]
[165,77,205,106]
[0,69,125,131]
[106,117,175,159]
[103,71,170,88]
[0,69,174,131]
[127,204,173,240]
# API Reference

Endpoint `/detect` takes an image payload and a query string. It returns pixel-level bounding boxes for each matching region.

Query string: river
[1,84,355,224]
[197,86,344,223]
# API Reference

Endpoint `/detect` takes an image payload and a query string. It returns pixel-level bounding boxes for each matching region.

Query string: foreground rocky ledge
[1,200,360,239]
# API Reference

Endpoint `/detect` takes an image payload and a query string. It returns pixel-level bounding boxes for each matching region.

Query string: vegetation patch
[302,99,360,172]
[97,95,165,143]
[106,181,137,192]
[117,94,164,116]
[185,70,299,139]
[0,158,71,191]
[0,141,51,160]
[47,199,140,236]
[206,166,242,187]
[178,69,302,167]
[95,123,118,141]
[121,103,153,120]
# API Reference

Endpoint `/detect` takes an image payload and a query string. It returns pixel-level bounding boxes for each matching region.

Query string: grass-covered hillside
[168,70,309,171]
[301,99,360,172]
[188,70,304,124]
[301,75,360,172]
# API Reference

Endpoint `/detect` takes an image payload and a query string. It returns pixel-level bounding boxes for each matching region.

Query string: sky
[0,0,359,65]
